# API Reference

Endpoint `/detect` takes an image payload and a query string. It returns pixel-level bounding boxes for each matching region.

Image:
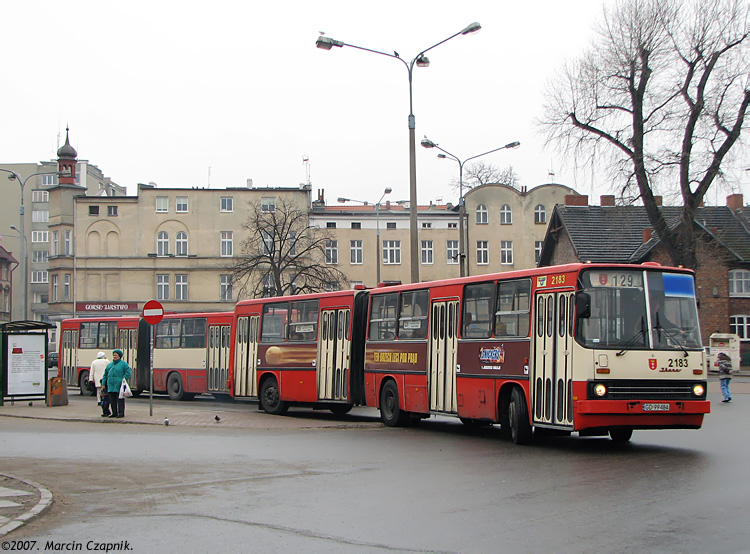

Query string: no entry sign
[142,300,164,325]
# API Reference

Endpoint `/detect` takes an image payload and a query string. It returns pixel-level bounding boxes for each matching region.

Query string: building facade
[0,246,18,324]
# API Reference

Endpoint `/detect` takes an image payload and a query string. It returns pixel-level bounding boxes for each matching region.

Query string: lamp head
[7,173,17,182]
[437,154,447,159]
[415,54,430,67]
[504,141,521,149]
[10,225,18,231]
[420,138,437,149]
[461,22,482,35]
[337,197,348,203]
[316,36,344,50]
[384,187,392,194]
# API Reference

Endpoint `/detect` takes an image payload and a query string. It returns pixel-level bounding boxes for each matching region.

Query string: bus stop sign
[142,300,164,325]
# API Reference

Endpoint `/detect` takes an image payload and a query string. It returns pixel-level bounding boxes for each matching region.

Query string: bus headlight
[692,384,705,397]
[594,384,607,397]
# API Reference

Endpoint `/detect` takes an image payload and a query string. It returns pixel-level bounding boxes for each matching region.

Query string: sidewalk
[0,474,52,538]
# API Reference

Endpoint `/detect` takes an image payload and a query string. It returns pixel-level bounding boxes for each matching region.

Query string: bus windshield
[577,269,702,350]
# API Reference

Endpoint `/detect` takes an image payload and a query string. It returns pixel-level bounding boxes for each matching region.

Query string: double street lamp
[1,168,70,320]
[317,22,482,284]
[420,138,520,277]
[338,187,392,286]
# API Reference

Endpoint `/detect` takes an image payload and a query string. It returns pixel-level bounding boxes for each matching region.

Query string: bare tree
[450,162,521,191]
[541,0,749,268]
[230,198,348,298]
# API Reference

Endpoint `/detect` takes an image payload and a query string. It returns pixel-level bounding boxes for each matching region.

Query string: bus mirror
[575,292,591,319]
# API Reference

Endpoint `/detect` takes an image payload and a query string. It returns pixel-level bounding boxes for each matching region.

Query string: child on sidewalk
[717,352,733,403]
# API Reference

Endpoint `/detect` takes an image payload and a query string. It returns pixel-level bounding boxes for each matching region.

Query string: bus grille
[589,380,705,400]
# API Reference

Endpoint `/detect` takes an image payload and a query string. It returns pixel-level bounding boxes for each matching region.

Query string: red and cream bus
[363,262,709,443]
[59,311,233,400]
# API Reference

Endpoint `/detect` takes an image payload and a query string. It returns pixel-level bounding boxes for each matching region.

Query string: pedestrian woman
[89,351,110,417]
[102,349,132,418]
[717,352,733,403]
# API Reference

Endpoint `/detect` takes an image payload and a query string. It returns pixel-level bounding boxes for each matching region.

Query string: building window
[730,315,750,340]
[175,274,188,301]
[447,240,459,264]
[64,230,72,255]
[89,206,99,216]
[221,231,233,257]
[63,274,71,301]
[325,240,338,264]
[448,222,457,229]
[261,197,276,213]
[176,196,188,213]
[157,231,169,256]
[220,197,234,212]
[32,190,49,202]
[220,275,232,301]
[176,232,188,256]
[477,241,489,265]
[383,240,401,265]
[41,175,57,186]
[729,270,750,296]
[500,240,514,265]
[351,222,362,229]
[51,231,59,256]
[32,210,49,223]
[156,196,168,213]
[422,222,432,229]
[108,206,118,217]
[51,275,58,301]
[33,250,49,263]
[350,240,363,265]
[32,231,48,243]
[31,270,48,284]
[500,204,512,225]
[326,222,336,229]
[421,240,433,265]
[386,222,396,229]
[157,274,170,300]
[534,204,546,224]
[476,205,488,224]
[535,241,544,264]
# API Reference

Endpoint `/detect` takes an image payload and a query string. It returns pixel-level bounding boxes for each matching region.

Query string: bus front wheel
[508,387,533,445]
[609,428,633,443]
[379,380,410,427]
[167,373,188,401]
[260,377,288,415]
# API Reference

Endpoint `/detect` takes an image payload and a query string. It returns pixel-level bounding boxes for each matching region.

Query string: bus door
[234,316,259,397]
[118,327,138,389]
[318,308,350,401]
[61,328,78,386]
[429,300,459,413]
[208,325,231,394]
[532,291,575,428]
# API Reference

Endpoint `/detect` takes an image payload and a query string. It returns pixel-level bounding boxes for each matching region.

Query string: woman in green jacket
[102,349,132,419]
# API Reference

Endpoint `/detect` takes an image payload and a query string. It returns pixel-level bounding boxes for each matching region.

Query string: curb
[0,474,53,538]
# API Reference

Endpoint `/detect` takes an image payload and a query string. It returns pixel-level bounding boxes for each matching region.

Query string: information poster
[6,334,47,396]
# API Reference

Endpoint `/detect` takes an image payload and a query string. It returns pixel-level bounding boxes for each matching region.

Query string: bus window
[398,290,428,340]
[495,279,531,337]
[289,300,319,341]
[369,293,398,340]
[261,302,289,342]
[79,321,98,348]
[463,283,493,338]
[156,319,181,349]
[182,318,207,348]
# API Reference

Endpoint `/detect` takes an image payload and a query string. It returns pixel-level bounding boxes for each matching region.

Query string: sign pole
[141,300,164,418]
[150,326,154,417]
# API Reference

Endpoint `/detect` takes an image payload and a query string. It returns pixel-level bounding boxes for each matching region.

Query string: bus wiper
[654,313,689,357]
[616,316,646,357]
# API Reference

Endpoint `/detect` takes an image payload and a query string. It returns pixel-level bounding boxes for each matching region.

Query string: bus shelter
[0,321,54,406]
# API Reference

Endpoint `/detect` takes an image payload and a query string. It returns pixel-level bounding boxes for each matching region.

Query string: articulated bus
[230,263,709,443]
[59,311,233,400]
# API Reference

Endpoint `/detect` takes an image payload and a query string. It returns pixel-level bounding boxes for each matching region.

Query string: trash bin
[708,333,741,374]
[48,377,69,407]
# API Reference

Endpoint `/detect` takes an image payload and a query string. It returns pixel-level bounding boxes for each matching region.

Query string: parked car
[47,351,58,368]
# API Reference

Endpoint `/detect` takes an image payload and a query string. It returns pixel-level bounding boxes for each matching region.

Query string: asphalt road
[1,377,748,553]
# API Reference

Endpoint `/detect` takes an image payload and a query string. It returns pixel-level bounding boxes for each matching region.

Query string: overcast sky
[2,0,747,206]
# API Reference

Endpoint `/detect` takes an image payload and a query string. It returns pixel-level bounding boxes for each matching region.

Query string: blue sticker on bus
[662,273,695,298]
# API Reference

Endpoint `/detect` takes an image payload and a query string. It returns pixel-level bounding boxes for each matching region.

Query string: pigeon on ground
[164,417,169,426]
[215,414,221,422]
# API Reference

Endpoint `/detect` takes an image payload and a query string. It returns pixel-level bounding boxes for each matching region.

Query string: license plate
[643,403,670,412]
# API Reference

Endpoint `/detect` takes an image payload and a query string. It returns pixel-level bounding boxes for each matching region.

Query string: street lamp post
[420,138,520,277]
[338,187,392,286]
[317,22,481,284]
[1,168,70,320]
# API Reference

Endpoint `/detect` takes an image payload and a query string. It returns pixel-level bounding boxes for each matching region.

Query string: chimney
[654,196,662,206]
[727,194,744,212]
[317,189,324,203]
[246,178,254,188]
[600,195,615,206]
[385,200,391,209]
[565,194,588,207]
[643,228,653,242]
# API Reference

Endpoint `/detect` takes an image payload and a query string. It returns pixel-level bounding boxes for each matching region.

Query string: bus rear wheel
[609,428,633,443]
[260,377,288,415]
[508,387,533,445]
[167,373,189,401]
[79,370,94,396]
[379,380,410,427]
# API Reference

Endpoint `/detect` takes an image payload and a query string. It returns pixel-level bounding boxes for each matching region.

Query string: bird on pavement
[164,417,169,426]
[215,414,221,423]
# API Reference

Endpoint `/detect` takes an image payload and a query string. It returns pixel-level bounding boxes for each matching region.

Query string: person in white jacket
[89,352,110,416]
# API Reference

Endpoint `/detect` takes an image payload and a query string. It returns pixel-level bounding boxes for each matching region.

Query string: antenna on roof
[302,155,311,185]
[207,166,211,189]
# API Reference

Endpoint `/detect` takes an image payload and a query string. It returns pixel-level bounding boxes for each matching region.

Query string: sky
[1,0,747,206]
